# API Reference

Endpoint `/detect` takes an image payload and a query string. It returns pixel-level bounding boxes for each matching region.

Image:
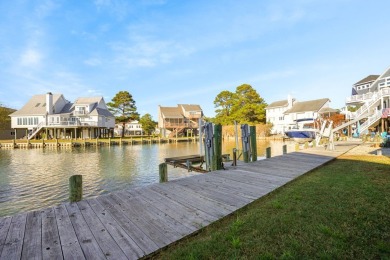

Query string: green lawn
[150,155,390,259]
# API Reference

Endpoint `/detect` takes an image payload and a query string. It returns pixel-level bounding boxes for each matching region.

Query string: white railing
[28,121,45,140]
[359,110,382,134]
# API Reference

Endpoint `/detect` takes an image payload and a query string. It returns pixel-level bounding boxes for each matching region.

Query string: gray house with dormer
[9,92,115,139]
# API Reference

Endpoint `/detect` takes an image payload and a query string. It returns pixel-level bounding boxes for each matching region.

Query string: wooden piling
[232,148,237,166]
[304,141,309,149]
[250,126,257,162]
[69,175,82,202]
[266,147,271,158]
[282,144,287,155]
[159,163,168,182]
[295,143,300,151]
[212,124,223,171]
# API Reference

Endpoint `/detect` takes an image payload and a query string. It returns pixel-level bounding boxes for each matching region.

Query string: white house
[114,120,144,136]
[266,95,295,134]
[266,96,331,134]
[9,92,115,139]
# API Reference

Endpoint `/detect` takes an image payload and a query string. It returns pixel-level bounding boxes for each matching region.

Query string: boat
[284,118,318,143]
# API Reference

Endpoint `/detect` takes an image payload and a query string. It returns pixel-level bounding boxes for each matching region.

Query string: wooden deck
[0,143,357,259]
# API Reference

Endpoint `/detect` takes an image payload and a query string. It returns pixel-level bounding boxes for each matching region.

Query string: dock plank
[0,214,27,260]
[84,198,144,259]
[133,186,217,226]
[41,207,63,260]
[124,189,200,231]
[76,200,128,260]
[150,183,232,218]
[0,217,11,256]
[21,211,42,260]
[54,204,85,260]
[64,202,106,259]
[115,191,194,237]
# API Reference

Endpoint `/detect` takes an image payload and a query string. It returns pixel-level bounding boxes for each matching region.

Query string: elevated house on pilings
[333,67,390,136]
[158,104,203,138]
[9,92,115,139]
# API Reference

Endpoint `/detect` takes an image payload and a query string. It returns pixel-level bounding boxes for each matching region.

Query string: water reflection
[0,140,294,217]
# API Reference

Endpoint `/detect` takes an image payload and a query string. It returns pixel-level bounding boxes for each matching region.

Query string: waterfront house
[335,67,390,134]
[9,92,115,139]
[114,120,144,136]
[158,104,203,137]
[266,96,332,134]
[266,95,295,134]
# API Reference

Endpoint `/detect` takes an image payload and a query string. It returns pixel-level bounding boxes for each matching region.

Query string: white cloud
[84,58,102,66]
[20,49,42,67]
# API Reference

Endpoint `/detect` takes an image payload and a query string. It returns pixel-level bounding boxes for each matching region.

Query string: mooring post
[159,163,168,182]
[241,124,250,163]
[295,143,300,151]
[250,125,257,161]
[232,148,237,166]
[266,147,271,158]
[213,124,223,170]
[283,144,287,155]
[304,141,309,149]
[69,175,82,202]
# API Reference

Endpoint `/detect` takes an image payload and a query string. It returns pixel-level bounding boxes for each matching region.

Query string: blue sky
[1,0,390,120]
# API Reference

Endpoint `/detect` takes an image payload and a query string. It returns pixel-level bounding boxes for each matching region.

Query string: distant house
[9,92,115,139]
[158,104,203,137]
[283,98,331,129]
[266,95,295,134]
[114,120,143,136]
[266,97,332,134]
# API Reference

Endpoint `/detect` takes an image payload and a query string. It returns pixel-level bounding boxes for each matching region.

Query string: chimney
[287,94,293,108]
[46,92,53,115]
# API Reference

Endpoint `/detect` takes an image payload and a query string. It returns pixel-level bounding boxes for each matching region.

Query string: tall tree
[213,90,236,125]
[107,91,139,137]
[139,113,157,135]
[213,84,267,125]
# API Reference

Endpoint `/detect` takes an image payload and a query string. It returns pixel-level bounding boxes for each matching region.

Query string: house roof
[160,107,184,118]
[354,75,379,86]
[9,94,64,116]
[267,100,288,109]
[90,107,115,117]
[284,98,330,114]
[319,107,339,114]
[179,104,202,111]
[73,97,103,105]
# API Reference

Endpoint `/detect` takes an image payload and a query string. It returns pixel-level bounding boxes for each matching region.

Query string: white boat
[284,118,318,143]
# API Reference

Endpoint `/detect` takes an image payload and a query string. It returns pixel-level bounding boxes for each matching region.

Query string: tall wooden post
[204,123,214,171]
[69,175,82,202]
[213,124,222,170]
[241,124,250,163]
[250,125,257,161]
[282,144,287,154]
[232,148,237,166]
[159,163,168,182]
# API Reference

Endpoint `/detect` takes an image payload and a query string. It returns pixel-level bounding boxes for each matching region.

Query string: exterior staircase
[168,126,186,138]
[28,122,45,140]
[333,88,390,135]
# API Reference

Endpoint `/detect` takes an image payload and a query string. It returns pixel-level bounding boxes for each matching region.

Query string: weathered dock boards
[0,143,357,259]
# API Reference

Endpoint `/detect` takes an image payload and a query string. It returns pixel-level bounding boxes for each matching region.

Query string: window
[28,118,33,125]
[23,118,27,125]
[17,118,22,125]
[34,117,38,124]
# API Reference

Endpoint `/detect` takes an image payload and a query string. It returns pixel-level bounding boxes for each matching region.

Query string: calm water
[0,140,293,217]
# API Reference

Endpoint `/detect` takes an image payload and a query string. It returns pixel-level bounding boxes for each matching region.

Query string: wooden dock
[0,143,357,259]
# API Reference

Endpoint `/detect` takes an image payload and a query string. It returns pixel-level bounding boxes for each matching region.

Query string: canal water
[0,140,294,217]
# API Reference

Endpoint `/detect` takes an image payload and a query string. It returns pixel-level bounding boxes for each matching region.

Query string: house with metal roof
[9,92,115,139]
[158,104,203,137]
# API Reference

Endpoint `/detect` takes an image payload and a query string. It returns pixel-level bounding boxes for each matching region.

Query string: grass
[149,155,390,259]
